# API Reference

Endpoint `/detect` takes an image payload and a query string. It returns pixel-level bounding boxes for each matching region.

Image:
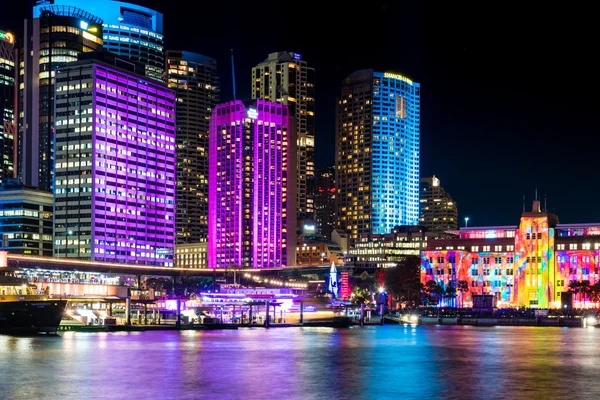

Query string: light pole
[464,217,469,228]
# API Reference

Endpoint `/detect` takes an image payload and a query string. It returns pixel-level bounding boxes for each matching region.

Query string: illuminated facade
[208,100,296,268]
[0,183,53,257]
[420,176,458,236]
[0,31,15,184]
[422,199,600,308]
[35,1,165,81]
[20,3,103,191]
[349,225,427,269]
[53,58,176,266]
[315,165,336,239]
[166,50,219,244]
[336,70,420,243]
[175,243,207,269]
[252,52,316,222]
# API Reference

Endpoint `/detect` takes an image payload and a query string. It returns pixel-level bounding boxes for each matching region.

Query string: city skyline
[0,1,598,228]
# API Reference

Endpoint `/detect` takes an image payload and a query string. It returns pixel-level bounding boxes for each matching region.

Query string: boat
[0,276,67,334]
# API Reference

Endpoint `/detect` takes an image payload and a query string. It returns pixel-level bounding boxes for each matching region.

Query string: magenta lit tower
[208,100,296,268]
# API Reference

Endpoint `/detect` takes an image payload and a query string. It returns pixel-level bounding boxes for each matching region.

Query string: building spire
[231,49,237,100]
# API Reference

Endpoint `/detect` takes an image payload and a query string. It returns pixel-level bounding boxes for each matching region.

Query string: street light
[464,217,469,228]
[321,252,326,264]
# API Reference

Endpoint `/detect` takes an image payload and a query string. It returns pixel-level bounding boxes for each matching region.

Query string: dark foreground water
[2,325,600,399]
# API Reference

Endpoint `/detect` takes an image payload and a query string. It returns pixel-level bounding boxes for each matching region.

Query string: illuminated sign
[79,21,89,30]
[303,224,315,232]
[0,31,14,44]
[383,72,413,85]
[247,108,258,119]
[293,53,301,60]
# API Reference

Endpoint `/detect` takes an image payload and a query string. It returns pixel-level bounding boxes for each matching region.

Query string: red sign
[340,272,350,299]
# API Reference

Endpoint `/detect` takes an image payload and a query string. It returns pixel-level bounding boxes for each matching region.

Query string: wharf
[58,317,351,332]
[418,316,584,327]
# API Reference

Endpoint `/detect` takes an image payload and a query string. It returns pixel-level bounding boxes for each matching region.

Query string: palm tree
[588,282,600,307]
[445,281,457,307]
[457,280,470,308]
[569,281,582,308]
[580,280,591,308]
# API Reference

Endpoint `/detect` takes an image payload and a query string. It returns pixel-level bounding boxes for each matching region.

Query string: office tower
[35,1,165,81]
[208,100,297,269]
[252,52,315,223]
[20,3,103,190]
[0,181,53,257]
[0,31,16,184]
[419,176,458,236]
[166,50,219,244]
[53,55,176,266]
[315,165,336,239]
[336,70,420,243]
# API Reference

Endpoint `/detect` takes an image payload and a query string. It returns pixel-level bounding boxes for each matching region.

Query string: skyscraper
[20,3,103,190]
[315,165,336,239]
[252,52,315,223]
[34,1,165,81]
[53,55,176,266]
[208,100,296,268]
[0,31,16,184]
[166,50,219,244]
[336,70,420,243]
[420,176,458,236]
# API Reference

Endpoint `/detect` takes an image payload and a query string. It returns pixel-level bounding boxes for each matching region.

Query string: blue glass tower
[34,1,164,81]
[336,70,420,242]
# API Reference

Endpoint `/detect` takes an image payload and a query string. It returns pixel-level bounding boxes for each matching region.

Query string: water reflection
[2,326,600,399]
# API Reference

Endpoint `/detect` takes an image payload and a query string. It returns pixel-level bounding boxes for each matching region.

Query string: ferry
[0,276,67,334]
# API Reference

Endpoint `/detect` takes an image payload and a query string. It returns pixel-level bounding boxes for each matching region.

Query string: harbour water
[2,325,600,399]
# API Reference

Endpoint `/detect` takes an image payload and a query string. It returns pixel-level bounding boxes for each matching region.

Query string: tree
[383,256,422,307]
[351,286,370,305]
[589,282,600,307]
[457,280,470,308]
[445,281,457,307]
[424,280,443,306]
[580,280,591,308]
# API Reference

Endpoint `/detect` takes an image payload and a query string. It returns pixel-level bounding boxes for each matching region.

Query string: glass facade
[0,31,15,184]
[34,1,165,81]
[21,4,103,191]
[336,70,420,243]
[0,185,53,257]
[208,100,292,268]
[53,60,176,266]
[167,51,219,244]
[252,52,315,222]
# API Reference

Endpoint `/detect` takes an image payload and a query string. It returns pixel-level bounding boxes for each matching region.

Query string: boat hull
[0,300,67,334]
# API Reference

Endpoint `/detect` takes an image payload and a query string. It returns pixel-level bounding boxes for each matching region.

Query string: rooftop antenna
[522,195,525,213]
[231,49,237,100]
[535,185,538,200]
[544,194,547,212]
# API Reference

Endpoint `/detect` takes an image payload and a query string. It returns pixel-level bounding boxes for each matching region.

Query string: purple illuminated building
[53,55,176,266]
[208,100,296,268]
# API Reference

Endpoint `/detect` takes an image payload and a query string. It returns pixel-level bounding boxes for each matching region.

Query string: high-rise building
[166,50,219,244]
[420,176,458,236]
[34,1,165,81]
[336,70,420,243]
[252,52,315,223]
[0,181,53,257]
[208,100,297,269]
[53,55,176,266]
[20,3,103,191]
[315,165,336,239]
[0,31,16,185]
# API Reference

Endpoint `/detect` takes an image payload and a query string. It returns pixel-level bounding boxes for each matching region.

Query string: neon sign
[383,72,413,85]
[247,108,258,119]
[0,31,14,44]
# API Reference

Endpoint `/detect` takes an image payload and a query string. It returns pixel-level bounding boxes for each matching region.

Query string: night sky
[2,1,598,227]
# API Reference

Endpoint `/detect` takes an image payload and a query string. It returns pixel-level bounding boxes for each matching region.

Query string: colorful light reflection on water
[2,326,600,399]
